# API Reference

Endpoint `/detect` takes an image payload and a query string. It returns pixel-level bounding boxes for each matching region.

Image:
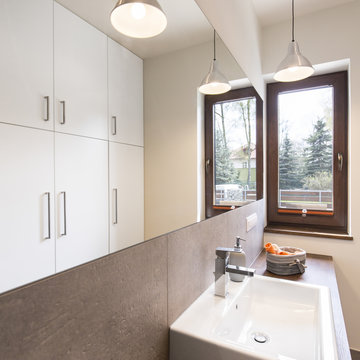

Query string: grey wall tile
[167,200,264,325]
[224,199,265,266]
[167,213,229,325]
[0,201,265,360]
[0,236,168,360]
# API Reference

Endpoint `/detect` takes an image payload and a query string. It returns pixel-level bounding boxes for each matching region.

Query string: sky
[278,86,334,148]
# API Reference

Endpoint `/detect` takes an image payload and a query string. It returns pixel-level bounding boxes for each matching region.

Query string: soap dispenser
[229,236,246,282]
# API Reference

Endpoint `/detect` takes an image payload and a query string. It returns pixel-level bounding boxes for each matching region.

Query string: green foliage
[215,127,236,184]
[279,132,303,189]
[303,171,332,190]
[304,118,332,177]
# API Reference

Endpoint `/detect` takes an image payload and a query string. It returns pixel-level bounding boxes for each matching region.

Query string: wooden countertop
[252,251,351,360]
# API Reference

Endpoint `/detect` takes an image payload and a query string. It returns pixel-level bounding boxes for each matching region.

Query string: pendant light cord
[213,29,216,61]
[292,0,295,42]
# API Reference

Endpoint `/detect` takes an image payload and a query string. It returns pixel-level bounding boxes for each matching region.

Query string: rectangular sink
[170,275,338,360]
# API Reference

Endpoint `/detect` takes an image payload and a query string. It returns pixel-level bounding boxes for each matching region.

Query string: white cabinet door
[0,0,53,130]
[108,38,144,146]
[0,124,55,293]
[54,3,108,140]
[109,142,144,252]
[55,133,108,272]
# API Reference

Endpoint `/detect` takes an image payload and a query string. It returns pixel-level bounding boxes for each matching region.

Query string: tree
[304,118,332,177]
[214,127,236,184]
[279,132,302,189]
[303,171,332,190]
[238,99,254,186]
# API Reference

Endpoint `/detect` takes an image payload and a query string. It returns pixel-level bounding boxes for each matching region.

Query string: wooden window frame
[205,87,263,218]
[267,71,348,234]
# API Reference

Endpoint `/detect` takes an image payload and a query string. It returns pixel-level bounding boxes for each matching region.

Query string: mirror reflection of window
[213,97,256,206]
[205,87,263,218]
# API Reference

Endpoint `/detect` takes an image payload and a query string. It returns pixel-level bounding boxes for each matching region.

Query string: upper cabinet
[54,3,108,140]
[0,0,53,130]
[108,38,144,146]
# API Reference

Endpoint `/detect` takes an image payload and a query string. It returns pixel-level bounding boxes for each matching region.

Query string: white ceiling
[55,0,212,59]
[252,0,355,27]
[55,0,355,59]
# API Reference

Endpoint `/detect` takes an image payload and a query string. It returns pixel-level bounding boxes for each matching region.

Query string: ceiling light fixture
[110,0,167,39]
[199,30,231,95]
[274,0,314,82]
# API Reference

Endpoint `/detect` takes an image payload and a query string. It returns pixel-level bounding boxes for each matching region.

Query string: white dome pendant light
[199,30,231,95]
[274,0,314,82]
[110,0,167,38]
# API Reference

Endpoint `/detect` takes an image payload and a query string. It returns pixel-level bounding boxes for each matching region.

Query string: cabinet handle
[113,188,118,225]
[111,116,117,135]
[44,192,51,240]
[60,101,66,125]
[43,96,50,121]
[60,191,67,236]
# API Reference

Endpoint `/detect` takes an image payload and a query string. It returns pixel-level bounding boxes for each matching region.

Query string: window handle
[205,159,211,174]
[337,152,343,171]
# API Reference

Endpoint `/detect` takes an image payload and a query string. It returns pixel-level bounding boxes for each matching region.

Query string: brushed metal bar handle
[60,191,67,236]
[111,116,117,136]
[113,188,118,225]
[337,152,343,171]
[43,96,50,121]
[44,192,51,240]
[60,101,66,125]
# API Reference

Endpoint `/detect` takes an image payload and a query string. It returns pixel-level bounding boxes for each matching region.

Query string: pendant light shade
[110,0,167,38]
[274,41,314,82]
[274,0,314,82]
[199,60,231,95]
[199,30,231,95]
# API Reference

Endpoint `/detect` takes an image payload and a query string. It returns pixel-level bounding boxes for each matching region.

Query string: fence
[215,187,332,209]
[279,189,333,209]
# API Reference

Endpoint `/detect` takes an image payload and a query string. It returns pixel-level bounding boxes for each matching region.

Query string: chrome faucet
[214,247,256,297]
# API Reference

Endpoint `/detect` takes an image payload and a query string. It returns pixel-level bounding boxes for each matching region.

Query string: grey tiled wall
[0,200,264,360]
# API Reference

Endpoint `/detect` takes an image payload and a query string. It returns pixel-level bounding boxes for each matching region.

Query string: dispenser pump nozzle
[235,236,246,250]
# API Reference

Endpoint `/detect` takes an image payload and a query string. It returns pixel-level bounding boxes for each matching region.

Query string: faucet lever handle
[216,247,233,258]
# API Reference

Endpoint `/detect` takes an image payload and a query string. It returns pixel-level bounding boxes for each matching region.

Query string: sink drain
[252,332,269,344]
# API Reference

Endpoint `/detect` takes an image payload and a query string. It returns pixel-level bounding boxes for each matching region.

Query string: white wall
[261,1,360,350]
[144,40,245,240]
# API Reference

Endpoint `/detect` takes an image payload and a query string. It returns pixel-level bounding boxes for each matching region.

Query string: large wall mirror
[0,0,263,294]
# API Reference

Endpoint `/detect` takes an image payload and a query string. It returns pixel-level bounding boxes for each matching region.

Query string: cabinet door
[54,3,108,140]
[109,142,144,252]
[55,133,108,272]
[0,0,53,130]
[0,124,55,293]
[108,38,144,146]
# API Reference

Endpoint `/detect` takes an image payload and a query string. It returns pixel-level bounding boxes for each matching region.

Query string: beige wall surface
[144,40,245,240]
[261,1,360,350]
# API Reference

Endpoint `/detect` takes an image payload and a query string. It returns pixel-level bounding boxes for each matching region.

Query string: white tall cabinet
[0,124,55,293]
[110,142,144,252]
[54,3,108,140]
[0,0,53,130]
[55,134,109,272]
[0,1,144,293]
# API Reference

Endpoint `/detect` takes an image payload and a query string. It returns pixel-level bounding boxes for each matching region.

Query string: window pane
[278,87,334,211]
[213,97,256,206]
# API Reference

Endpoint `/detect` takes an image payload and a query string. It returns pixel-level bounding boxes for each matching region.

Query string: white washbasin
[170,275,338,360]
